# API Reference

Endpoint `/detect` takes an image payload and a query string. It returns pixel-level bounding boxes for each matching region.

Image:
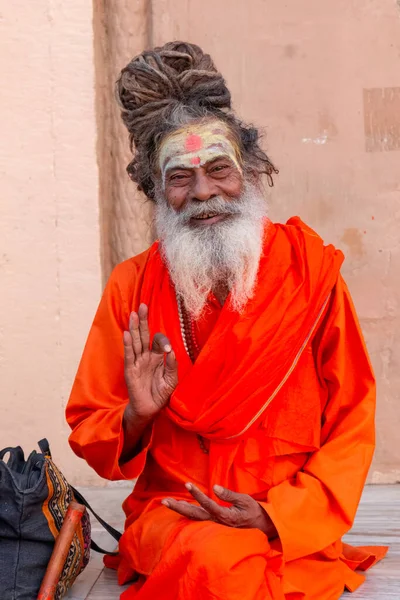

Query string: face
[158,121,244,224]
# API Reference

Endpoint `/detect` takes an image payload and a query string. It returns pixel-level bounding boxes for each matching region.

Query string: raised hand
[161,483,278,539]
[123,303,178,421]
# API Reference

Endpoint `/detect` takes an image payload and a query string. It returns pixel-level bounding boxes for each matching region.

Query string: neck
[212,281,230,306]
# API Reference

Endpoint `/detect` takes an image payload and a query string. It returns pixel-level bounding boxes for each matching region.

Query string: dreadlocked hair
[116,41,278,200]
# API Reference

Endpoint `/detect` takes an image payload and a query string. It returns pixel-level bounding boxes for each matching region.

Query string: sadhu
[66,41,387,599]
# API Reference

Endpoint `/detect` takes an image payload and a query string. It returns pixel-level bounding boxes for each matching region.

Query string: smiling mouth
[190,213,229,225]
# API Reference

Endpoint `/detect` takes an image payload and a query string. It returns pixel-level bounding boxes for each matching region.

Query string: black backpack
[0,439,121,600]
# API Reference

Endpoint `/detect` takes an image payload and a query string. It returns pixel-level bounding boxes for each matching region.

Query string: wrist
[124,403,155,427]
[257,505,279,540]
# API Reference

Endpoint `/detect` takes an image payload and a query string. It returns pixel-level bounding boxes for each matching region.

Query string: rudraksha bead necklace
[176,295,209,454]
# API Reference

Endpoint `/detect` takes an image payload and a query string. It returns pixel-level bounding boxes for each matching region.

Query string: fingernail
[161,499,170,507]
[213,485,224,494]
[164,344,172,353]
[185,483,192,491]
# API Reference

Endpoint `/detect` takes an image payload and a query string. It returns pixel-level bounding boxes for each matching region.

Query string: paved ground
[65,484,400,599]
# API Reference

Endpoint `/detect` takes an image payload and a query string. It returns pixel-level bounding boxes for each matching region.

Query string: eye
[210,164,228,173]
[169,172,191,183]
[167,173,191,189]
[209,163,232,178]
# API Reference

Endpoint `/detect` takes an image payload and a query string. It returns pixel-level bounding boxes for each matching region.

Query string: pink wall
[99,0,400,482]
[0,1,102,484]
[0,1,398,484]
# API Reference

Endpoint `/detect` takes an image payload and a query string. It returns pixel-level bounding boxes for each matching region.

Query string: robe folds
[66,217,387,600]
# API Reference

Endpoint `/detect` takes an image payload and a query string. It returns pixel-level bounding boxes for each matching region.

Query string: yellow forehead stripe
[158,121,242,184]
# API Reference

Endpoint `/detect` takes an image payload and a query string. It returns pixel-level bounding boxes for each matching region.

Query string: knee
[187,530,233,575]
[183,522,269,577]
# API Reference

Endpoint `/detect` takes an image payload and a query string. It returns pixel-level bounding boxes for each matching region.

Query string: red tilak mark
[372,216,375,220]
[185,134,203,152]
[191,156,201,165]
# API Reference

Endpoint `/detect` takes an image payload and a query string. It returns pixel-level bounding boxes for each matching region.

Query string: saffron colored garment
[67,218,387,600]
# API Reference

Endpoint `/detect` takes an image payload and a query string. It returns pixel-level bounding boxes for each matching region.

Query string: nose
[190,169,217,202]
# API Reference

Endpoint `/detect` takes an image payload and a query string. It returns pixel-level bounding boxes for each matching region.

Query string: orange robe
[66,218,387,600]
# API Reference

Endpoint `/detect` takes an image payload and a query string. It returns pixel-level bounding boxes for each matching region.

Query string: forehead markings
[185,133,203,152]
[166,153,231,174]
[164,142,230,173]
[159,122,242,186]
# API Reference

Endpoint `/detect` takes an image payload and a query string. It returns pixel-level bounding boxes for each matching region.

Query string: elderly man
[66,42,386,599]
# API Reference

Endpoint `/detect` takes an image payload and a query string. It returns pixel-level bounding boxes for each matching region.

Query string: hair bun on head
[116,41,231,145]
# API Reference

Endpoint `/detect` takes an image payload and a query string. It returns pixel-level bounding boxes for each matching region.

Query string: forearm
[120,404,154,463]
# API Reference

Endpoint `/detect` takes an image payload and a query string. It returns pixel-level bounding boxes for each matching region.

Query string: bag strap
[38,438,52,458]
[0,447,17,461]
[0,446,25,469]
[89,539,118,555]
[71,486,122,555]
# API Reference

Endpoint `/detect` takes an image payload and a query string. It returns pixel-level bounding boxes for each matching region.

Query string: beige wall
[0,1,102,484]
[1,1,399,485]
[100,0,400,483]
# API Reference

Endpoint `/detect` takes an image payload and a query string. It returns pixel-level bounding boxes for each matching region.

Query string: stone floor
[65,484,400,599]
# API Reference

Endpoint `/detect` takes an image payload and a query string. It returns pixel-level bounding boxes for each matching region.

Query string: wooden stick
[37,501,85,600]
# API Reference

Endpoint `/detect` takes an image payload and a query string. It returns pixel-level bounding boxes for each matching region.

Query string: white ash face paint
[158,121,242,187]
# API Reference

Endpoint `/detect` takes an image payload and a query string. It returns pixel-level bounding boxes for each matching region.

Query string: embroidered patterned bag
[0,439,121,600]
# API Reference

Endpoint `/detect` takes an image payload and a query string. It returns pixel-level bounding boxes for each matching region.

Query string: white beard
[154,183,268,319]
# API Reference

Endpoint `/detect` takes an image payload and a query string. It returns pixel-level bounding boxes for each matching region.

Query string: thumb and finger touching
[152,332,173,355]
[124,306,178,398]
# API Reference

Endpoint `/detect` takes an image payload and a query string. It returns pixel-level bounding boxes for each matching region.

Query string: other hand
[123,303,178,420]
[162,483,278,539]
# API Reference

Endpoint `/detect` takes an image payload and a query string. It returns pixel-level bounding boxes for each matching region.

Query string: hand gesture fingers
[163,349,178,389]
[161,498,210,521]
[124,308,172,365]
[127,305,154,360]
[123,330,135,368]
[161,483,275,536]
[129,311,143,357]
[214,485,278,536]
[123,305,179,420]
[213,485,250,508]
[123,329,139,397]
[152,332,172,355]
[185,484,234,524]
[138,303,150,352]
[161,484,242,528]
